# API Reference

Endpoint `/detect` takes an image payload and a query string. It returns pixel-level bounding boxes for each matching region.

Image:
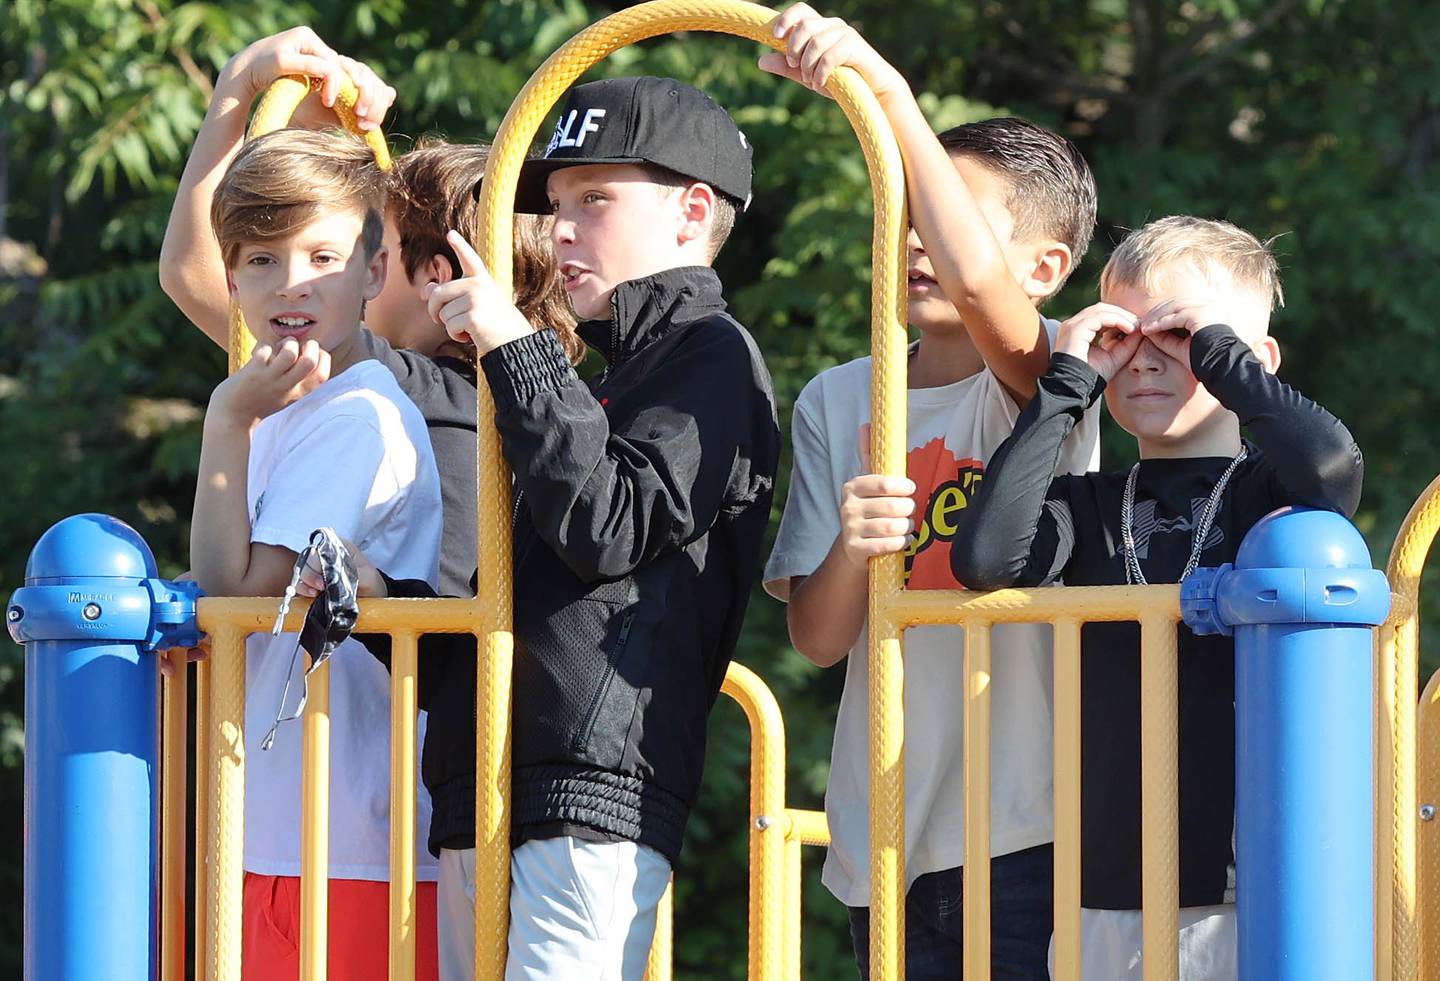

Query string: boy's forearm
[786,541,869,668]
[190,413,259,595]
[875,85,1050,399]
[159,73,252,349]
[1191,328,1364,516]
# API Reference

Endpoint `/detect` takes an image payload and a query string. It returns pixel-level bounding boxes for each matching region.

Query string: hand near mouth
[208,337,332,427]
[423,230,535,355]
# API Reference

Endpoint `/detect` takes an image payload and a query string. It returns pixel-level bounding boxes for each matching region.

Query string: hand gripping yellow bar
[475,3,907,979]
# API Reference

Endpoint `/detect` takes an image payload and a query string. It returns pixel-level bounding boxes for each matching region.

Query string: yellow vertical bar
[963,623,993,981]
[207,625,245,981]
[300,658,332,981]
[1418,670,1440,981]
[1376,624,1396,981]
[1139,615,1179,981]
[785,829,803,981]
[162,651,188,981]
[474,624,512,981]
[390,632,419,981]
[643,877,673,981]
[721,661,788,981]
[868,610,906,981]
[1393,615,1420,981]
[1052,619,1083,981]
[1393,616,1416,973]
[195,654,212,978]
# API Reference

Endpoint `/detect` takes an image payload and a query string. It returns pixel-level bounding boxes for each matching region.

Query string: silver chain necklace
[1120,447,1248,586]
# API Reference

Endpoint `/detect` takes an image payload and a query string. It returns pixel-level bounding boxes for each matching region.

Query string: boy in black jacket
[353,77,779,981]
[951,216,1363,981]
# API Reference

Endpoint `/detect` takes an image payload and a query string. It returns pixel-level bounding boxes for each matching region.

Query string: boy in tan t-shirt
[761,6,1101,977]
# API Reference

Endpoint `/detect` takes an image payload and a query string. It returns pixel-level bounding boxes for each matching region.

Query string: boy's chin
[907,300,966,334]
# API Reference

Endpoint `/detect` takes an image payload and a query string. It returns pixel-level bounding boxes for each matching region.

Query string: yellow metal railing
[1379,473,1440,981]
[1419,668,1440,981]
[154,3,1440,980]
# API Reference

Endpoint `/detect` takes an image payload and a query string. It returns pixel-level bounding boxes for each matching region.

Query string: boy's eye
[1167,327,1190,340]
[246,254,273,266]
[582,191,605,205]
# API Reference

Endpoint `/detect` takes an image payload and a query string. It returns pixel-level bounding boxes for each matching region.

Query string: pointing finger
[446,229,487,279]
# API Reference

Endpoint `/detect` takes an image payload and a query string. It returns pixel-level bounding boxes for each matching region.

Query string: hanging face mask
[261,528,361,751]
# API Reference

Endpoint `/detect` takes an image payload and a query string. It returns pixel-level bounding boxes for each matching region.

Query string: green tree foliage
[2,0,1437,975]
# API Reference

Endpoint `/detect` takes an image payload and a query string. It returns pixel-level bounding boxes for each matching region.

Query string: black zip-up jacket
[383,266,780,863]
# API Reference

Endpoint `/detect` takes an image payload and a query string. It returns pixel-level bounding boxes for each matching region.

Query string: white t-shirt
[242,359,443,882]
[763,327,1100,907]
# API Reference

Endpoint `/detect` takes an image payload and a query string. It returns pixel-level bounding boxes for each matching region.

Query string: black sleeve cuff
[1188,324,1245,381]
[480,328,579,412]
[1047,352,1107,407]
[379,571,438,600]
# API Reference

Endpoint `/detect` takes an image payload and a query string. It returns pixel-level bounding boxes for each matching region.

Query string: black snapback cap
[512,76,753,215]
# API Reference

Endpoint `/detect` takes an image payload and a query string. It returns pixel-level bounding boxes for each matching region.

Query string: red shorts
[243,872,438,981]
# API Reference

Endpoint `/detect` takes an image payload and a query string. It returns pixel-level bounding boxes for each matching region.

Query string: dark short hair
[938,117,1097,284]
[637,163,740,262]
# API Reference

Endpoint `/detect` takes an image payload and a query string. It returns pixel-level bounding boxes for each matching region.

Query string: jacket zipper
[571,609,637,754]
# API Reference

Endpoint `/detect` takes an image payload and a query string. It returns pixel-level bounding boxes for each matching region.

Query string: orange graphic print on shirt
[903,437,985,589]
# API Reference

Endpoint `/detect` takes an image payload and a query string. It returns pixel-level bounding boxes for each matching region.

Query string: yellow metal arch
[474,2,909,977]
[1379,472,1440,981]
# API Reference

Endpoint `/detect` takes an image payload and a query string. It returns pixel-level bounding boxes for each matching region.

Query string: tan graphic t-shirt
[764,329,1100,906]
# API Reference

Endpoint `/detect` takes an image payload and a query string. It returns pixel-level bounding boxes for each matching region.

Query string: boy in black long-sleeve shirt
[951,216,1363,981]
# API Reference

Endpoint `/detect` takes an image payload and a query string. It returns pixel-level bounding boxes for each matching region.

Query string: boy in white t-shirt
[760,7,1100,978]
[190,127,443,981]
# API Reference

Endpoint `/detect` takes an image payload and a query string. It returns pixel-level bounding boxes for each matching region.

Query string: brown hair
[211,128,387,269]
[391,138,581,363]
[937,117,1097,289]
[1101,216,1285,310]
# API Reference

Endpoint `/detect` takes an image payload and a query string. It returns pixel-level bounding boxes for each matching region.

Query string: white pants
[1049,904,1237,981]
[436,837,671,981]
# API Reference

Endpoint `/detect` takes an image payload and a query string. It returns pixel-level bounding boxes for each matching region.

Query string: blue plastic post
[1182,506,1389,981]
[6,514,201,981]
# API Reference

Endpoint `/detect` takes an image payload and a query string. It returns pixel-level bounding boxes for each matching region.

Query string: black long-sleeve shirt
[951,326,1363,909]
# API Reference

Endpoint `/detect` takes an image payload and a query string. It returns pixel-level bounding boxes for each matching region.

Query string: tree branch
[1164,0,1305,93]
[137,0,213,100]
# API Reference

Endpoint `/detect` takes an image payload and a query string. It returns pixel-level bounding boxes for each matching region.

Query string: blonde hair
[211,128,388,270]
[391,138,581,364]
[1101,216,1284,310]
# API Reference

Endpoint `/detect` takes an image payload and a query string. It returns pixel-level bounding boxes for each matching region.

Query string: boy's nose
[551,216,577,246]
[276,269,314,301]
[905,226,925,254]
[1130,337,1165,372]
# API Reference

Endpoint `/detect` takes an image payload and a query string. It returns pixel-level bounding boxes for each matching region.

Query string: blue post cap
[1182,507,1390,636]
[24,513,159,583]
[7,513,203,651]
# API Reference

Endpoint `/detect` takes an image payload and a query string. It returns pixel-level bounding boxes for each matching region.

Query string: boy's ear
[364,245,388,302]
[226,270,239,298]
[1022,242,1073,302]
[1252,334,1282,374]
[427,253,455,287]
[676,181,716,249]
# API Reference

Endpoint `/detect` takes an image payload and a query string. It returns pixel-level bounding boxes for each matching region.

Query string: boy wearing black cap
[370,76,779,981]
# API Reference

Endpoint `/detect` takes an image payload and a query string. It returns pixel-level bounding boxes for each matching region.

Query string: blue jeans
[847,843,1054,981]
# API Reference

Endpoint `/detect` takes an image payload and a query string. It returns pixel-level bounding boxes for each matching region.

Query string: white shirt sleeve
[250,412,401,555]
[763,387,844,602]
